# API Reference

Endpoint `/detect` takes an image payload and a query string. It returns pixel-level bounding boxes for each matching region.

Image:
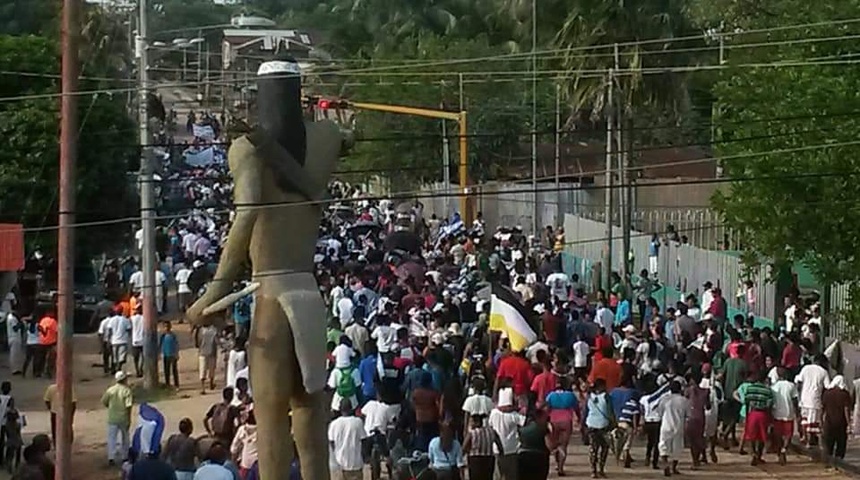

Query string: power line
[6,140,860,233]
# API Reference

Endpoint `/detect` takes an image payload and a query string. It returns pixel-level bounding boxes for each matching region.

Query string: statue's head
[256,52,306,166]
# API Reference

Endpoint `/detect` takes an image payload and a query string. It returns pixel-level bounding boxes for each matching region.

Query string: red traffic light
[318,99,331,109]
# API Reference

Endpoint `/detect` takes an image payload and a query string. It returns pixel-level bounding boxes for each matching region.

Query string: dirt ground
[0,322,219,480]
[0,322,853,480]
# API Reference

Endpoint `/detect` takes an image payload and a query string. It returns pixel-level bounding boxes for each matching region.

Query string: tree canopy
[0,28,137,257]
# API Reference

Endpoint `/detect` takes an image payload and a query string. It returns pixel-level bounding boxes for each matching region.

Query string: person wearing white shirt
[795,356,830,445]
[595,303,614,335]
[98,314,114,375]
[128,269,144,294]
[545,272,570,301]
[771,368,798,462]
[657,382,689,475]
[328,400,367,478]
[700,282,715,315]
[6,312,23,375]
[130,309,145,377]
[360,398,400,436]
[332,343,356,370]
[154,270,167,314]
[572,337,590,377]
[487,388,525,478]
[337,296,354,327]
[175,265,193,312]
[109,314,132,373]
[182,231,199,259]
[226,343,247,389]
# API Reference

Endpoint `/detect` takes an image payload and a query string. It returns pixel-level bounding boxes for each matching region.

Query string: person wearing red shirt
[530,351,557,408]
[541,309,563,347]
[593,333,613,362]
[588,346,622,392]
[781,333,803,378]
[495,350,534,408]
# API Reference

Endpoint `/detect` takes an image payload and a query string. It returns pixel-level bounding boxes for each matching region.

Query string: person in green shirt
[733,378,753,455]
[719,343,747,448]
[101,371,134,466]
[326,318,344,345]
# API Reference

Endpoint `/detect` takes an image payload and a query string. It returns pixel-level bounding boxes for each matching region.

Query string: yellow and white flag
[489,283,537,352]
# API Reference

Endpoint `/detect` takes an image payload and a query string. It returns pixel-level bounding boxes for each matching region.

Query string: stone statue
[186,57,341,480]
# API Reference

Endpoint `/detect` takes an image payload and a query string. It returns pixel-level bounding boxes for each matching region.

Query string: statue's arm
[186,140,260,322]
[208,154,261,298]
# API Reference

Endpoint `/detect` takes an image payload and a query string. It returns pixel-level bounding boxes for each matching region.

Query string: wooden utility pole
[57,0,79,477]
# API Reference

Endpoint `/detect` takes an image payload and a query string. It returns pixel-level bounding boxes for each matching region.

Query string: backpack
[210,403,233,437]
[335,366,357,398]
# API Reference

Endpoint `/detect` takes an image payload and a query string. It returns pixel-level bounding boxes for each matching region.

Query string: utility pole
[57,0,79,476]
[603,68,614,290]
[138,0,159,390]
[441,120,451,217]
[554,84,561,225]
[530,0,539,237]
[615,43,632,282]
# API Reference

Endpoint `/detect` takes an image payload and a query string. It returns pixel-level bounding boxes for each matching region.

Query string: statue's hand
[185,293,225,328]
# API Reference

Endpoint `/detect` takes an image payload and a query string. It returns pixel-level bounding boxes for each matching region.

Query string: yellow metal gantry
[349,102,472,224]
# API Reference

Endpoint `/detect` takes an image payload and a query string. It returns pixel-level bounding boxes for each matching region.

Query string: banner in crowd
[488,283,537,352]
[183,147,216,167]
[192,123,216,140]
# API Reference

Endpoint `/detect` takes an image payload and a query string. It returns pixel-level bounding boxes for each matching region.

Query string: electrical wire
[6,17,860,103]
[5,139,860,233]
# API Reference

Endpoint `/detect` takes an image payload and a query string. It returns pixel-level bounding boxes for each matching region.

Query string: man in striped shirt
[742,371,774,466]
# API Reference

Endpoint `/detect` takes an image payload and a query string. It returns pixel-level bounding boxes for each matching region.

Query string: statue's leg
[248,295,296,480]
[291,388,331,480]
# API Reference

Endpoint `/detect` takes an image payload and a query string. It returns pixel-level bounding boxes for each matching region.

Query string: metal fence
[562,213,777,321]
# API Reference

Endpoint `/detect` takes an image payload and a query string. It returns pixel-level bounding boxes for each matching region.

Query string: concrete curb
[789,443,860,476]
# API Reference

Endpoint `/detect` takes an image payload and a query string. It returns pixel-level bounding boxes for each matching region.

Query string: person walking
[160,321,180,388]
[771,367,798,465]
[428,423,466,480]
[102,371,134,466]
[197,325,219,394]
[517,410,550,480]
[487,388,525,480]
[462,414,502,480]
[658,381,688,477]
[109,308,132,375]
[130,304,145,377]
[545,377,579,476]
[584,378,614,479]
[6,310,23,375]
[164,418,199,480]
[822,375,851,469]
[22,315,41,378]
[230,409,258,479]
[684,372,710,470]
[327,399,366,480]
[37,309,58,378]
[204,388,240,448]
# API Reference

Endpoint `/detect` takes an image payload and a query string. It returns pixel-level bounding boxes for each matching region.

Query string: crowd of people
[102,179,851,480]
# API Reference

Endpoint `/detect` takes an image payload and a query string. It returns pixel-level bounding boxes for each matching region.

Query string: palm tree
[554,0,701,120]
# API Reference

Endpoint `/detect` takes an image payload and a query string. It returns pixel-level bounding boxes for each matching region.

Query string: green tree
[325,34,554,188]
[701,1,860,333]
[0,35,137,257]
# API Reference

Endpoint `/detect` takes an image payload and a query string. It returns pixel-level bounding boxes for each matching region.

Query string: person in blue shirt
[358,342,379,405]
[584,378,613,478]
[232,294,252,341]
[545,377,579,476]
[609,375,640,468]
[159,322,179,388]
[428,423,465,479]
